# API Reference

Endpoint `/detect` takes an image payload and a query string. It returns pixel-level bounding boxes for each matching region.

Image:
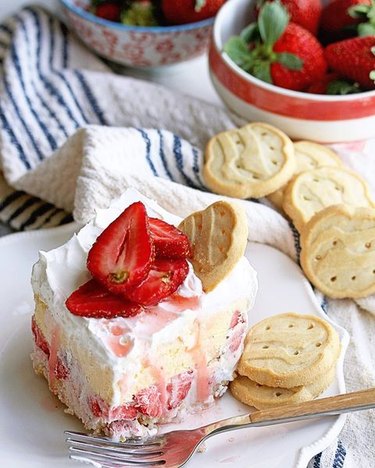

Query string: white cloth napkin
[0,6,374,468]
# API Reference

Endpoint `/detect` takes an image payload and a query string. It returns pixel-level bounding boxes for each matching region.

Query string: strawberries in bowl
[90,0,225,26]
[222,0,375,93]
[256,0,322,35]
[60,0,224,67]
[209,0,375,141]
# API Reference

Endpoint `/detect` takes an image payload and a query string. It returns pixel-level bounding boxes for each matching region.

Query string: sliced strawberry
[31,316,50,356]
[149,217,191,259]
[167,370,194,410]
[87,202,154,294]
[133,385,163,418]
[66,279,144,319]
[125,258,189,306]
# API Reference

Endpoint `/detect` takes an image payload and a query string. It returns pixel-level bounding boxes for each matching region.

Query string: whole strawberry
[92,1,122,22]
[224,2,327,91]
[256,0,322,35]
[325,36,375,89]
[161,0,225,25]
[306,73,362,94]
[320,0,373,41]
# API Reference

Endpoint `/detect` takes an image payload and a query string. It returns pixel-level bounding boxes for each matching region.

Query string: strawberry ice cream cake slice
[31,189,257,439]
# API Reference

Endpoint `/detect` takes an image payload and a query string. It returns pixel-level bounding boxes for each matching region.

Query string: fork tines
[65,431,166,467]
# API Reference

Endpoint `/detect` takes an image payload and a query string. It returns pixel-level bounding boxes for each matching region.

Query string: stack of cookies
[203,122,375,299]
[230,313,340,409]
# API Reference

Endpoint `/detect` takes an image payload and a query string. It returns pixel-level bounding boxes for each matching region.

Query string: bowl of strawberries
[209,0,375,142]
[60,0,225,68]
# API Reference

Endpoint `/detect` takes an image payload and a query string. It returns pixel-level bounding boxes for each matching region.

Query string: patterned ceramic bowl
[60,0,214,68]
[209,0,375,143]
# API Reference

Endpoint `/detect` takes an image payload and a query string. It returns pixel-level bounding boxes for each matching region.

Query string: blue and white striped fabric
[0,6,353,468]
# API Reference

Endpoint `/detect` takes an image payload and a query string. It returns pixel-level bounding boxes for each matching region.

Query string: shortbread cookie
[178,201,248,292]
[300,204,375,299]
[230,365,335,409]
[203,122,295,199]
[268,141,342,209]
[237,313,340,388]
[283,166,374,232]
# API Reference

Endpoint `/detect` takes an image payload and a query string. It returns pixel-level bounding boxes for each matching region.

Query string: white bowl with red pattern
[60,0,214,68]
[209,0,375,143]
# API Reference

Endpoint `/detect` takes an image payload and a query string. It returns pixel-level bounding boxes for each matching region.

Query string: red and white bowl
[209,0,375,142]
[60,0,214,68]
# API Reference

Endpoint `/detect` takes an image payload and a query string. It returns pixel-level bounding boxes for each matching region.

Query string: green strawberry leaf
[224,37,253,67]
[370,70,375,82]
[252,61,272,83]
[276,53,303,70]
[348,5,371,18]
[258,1,289,47]
[367,3,375,19]
[240,22,260,43]
[195,0,206,12]
[358,22,375,36]
[327,80,362,95]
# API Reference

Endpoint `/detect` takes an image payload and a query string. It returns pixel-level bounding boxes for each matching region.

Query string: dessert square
[31,189,257,439]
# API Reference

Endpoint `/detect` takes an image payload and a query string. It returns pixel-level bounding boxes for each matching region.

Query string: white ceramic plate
[0,224,349,468]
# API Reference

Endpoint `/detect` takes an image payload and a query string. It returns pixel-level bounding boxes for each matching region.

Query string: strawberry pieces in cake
[66,202,192,318]
[66,279,144,319]
[31,316,50,356]
[87,202,154,295]
[133,385,163,418]
[149,217,191,258]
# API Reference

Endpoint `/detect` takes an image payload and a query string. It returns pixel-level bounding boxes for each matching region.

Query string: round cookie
[268,141,342,210]
[230,365,336,409]
[283,166,375,232]
[203,122,295,199]
[237,313,341,388]
[178,201,248,292]
[300,204,375,299]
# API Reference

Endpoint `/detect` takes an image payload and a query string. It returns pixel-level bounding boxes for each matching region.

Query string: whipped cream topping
[32,189,258,405]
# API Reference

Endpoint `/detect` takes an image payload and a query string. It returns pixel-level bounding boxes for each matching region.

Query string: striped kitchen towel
[1,5,375,468]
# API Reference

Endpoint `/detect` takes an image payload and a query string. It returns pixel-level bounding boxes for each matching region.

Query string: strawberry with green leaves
[224,1,327,91]
[325,36,375,90]
[256,0,322,35]
[306,73,362,94]
[161,0,225,25]
[320,0,375,40]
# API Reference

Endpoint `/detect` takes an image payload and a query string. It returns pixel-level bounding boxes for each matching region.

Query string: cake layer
[32,293,249,438]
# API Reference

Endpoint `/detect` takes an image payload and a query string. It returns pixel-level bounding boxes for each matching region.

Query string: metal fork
[66,387,375,467]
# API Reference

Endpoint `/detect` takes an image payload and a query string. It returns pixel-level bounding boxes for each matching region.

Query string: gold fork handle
[250,387,375,425]
[204,388,375,435]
